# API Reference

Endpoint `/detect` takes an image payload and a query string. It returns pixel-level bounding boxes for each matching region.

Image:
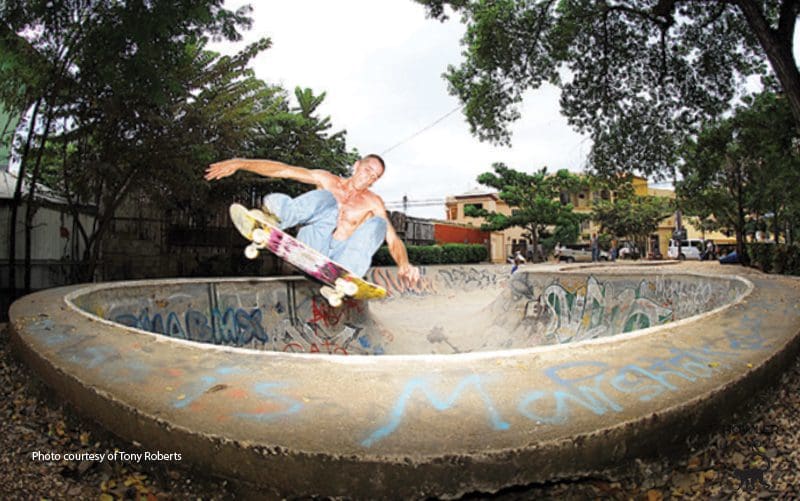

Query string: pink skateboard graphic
[229,203,386,306]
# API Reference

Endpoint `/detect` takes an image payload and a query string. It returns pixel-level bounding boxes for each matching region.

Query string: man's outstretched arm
[378,204,420,287]
[204,158,331,187]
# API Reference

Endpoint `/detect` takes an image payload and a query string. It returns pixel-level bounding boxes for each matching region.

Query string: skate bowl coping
[9,264,800,498]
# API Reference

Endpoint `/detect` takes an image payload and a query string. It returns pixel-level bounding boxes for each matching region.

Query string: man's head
[350,154,385,191]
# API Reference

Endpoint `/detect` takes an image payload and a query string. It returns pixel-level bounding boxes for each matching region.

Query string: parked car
[667,239,704,260]
[555,244,609,263]
[719,250,740,264]
[617,241,641,260]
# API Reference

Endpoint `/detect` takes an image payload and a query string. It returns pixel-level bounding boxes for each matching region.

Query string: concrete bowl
[9,263,800,498]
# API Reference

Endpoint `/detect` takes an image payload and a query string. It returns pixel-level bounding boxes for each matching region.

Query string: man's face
[351,157,384,190]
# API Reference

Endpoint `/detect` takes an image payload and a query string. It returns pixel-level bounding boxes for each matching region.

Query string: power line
[380,105,463,156]
[385,202,445,208]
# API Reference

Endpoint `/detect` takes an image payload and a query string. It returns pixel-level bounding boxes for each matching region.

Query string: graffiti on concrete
[361,323,770,446]
[115,307,270,344]
[362,374,510,447]
[107,284,384,355]
[504,273,747,345]
[541,276,674,342]
[367,266,509,299]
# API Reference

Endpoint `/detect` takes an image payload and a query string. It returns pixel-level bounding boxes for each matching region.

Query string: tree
[678,120,751,261]
[240,86,359,201]
[733,92,800,244]
[678,90,800,259]
[415,0,800,178]
[194,85,361,228]
[465,163,586,261]
[1,0,257,284]
[591,177,674,255]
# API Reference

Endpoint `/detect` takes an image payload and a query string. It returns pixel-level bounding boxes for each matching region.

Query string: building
[0,169,96,319]
[444,188,528,263]
[445,176,735,261]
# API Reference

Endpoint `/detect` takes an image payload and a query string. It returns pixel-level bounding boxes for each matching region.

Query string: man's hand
[398,264,420,288]
[205,158,245,181]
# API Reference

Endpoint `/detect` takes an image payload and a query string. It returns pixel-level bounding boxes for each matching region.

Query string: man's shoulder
[311,169,341,181]
[364,190,384,204]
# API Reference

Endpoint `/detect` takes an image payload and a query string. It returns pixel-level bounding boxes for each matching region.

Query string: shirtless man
[204,154,420,286]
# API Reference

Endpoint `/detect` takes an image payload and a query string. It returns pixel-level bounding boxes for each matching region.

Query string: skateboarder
[205,155,420,286]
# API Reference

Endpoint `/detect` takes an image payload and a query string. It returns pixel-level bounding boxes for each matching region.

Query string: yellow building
[445,176,734,262]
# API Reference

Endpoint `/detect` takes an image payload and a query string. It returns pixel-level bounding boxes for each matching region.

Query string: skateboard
[229,203,387,307]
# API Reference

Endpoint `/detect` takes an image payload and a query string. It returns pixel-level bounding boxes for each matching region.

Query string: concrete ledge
[9,263,800,498]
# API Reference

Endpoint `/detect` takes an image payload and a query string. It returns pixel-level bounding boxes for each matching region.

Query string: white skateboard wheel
[320,286,344,308]
[252,228,268,245]
[244,244,259,260]
[335,278,358,296]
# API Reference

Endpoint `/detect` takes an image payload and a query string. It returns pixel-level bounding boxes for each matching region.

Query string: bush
[774,244,800,275]
[371,243,488,267]
[748,243,800,276]
[747,243,774,273]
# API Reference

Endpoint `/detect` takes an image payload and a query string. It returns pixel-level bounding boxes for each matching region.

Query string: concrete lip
[9,263,800,498]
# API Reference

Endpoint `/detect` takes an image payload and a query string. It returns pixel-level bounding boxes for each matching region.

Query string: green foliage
[771,244,800,275]
[238,86,359,200]
[677,91,800,260]
[371,244,487,266]
[748,243,800,276]
[415,0,800,179]
[747,243,774,273]
[1,1,359,281]
[592,177,674,252]
[467,163,586,261]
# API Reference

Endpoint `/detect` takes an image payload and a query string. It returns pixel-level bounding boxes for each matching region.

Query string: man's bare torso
[320,174,382,241]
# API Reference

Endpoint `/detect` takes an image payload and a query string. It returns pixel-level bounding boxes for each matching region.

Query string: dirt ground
[2,322,799,500]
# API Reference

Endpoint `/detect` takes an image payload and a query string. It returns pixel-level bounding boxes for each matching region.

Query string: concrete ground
[7,262,800,498]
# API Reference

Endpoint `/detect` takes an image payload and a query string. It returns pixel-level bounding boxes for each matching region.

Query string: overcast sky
[210,1,799,220]
[209,0,592,219]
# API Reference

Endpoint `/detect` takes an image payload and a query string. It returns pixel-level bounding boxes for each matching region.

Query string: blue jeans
[263,190,387,277]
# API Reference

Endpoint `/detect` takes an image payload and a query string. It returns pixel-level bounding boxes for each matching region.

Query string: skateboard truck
[243,210,276,260]
[320,278,359,307]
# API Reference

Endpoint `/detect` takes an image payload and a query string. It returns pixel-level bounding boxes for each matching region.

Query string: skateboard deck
[229,203,387,306]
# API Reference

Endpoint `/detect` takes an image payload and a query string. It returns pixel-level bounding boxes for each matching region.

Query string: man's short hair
[363,154,385,175]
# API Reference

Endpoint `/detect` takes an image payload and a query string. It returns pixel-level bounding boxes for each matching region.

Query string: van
[667,239,703,260]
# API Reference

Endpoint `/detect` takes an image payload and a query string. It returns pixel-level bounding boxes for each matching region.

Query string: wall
[78,267,750,356]
[433,223,488,245]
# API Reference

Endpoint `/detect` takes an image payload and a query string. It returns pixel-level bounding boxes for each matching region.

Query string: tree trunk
[8,98,42,297]
[734,161,750,264]
[78,167,140,282]
[736,0,800,127]
[23,110,54,292]
[529,226,541,263]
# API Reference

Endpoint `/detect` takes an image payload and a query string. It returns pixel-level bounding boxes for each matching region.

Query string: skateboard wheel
[244,244,259,260]
[335,278,358,296]
[252,228,268,245]
[320,286,344,308]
